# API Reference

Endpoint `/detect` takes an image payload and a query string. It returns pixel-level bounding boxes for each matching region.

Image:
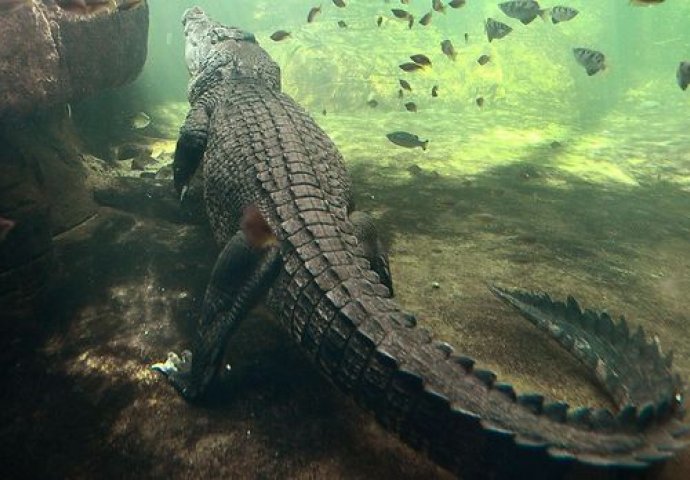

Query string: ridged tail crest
[486,285,689,466]
[308,280,690,477]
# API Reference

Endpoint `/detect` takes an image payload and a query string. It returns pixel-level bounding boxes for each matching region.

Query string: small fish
[432,0,446,14]
[550,6,578,24]
[448,0,466,7]
[464,32,469,44]
[431,85,439,97]
[377,16,383,26]
[0,0,30,13]
[399,62,424,72]
[270,30,291,41]
[498,1,547,25]
[332,0,346,7]
[408,15,414,29]
[0,216,16,243]
[677,61,690,91]
[399,79,412,91]
[419,11,433,26]
[307,5,321,23]
[485,18,512,42]
[410,54,432,67]
[477,54,490,65]
[398,89,404,98]
[391,8,409,19]
[573,47,606,76]
[367,98,379,108]
[476,97,485,107]
[404,102,417,112]
[440,39,457,61]
[386,131,428,150]
[130,111,151,129]
[401,0,410,3]
[322,109,327,115]
[337,20,347,28]
[630,0,664,5]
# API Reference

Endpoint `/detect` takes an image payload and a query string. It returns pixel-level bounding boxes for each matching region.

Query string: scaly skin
[152,7,689,479]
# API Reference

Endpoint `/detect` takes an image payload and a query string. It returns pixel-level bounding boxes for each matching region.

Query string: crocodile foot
[151,350,197,399]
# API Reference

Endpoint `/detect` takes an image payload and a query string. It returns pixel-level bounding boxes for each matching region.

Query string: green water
[125,0,690,188]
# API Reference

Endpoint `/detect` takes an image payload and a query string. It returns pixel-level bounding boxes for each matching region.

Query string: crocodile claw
[151,350,191,374]
[151,350,197,398]
[179,185,189,203]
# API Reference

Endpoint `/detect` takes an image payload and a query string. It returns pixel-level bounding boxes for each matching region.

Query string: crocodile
[152,7,689,479]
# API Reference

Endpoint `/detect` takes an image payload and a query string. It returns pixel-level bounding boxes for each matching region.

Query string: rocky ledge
[0,0,149,318]
[0,0,149,117]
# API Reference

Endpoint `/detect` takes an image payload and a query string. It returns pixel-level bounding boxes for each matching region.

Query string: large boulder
[0,0,149,117]
[0,0,149,318]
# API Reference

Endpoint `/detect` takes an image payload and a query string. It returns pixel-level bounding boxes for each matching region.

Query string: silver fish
[677,61,690,91]
[573,48,606,76]
[550,6,578,24]
[498,1,546,25]
[485,18,512,42]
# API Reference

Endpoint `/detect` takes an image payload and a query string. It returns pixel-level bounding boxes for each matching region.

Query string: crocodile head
[181,7,280,96]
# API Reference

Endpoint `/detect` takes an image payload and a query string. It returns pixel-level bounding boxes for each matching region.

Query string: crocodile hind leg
[349,211,394,297]
[152,207,281,401]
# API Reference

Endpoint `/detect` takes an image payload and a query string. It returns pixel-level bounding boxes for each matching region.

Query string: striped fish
[485,18,512,42]
[550,6,578,24]
[573,48,606,76]
[498,1,547,25]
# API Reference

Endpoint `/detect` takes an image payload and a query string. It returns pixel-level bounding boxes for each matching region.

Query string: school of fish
[263,0,683,150]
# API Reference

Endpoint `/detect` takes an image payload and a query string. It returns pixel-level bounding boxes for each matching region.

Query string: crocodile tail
[487,285,683,416]
[299,271,689,478]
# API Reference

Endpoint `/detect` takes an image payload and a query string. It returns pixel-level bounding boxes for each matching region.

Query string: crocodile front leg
[153,208,282,400]
[173,102,209,198]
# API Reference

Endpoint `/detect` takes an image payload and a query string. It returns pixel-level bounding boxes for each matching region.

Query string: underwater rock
[154,164,173,180]
[0,132,54,319]
[131,153,157,171]
[115,143,152,160]
[94,177,206,225]
[0,0,148,315]
[0,0,148,117]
